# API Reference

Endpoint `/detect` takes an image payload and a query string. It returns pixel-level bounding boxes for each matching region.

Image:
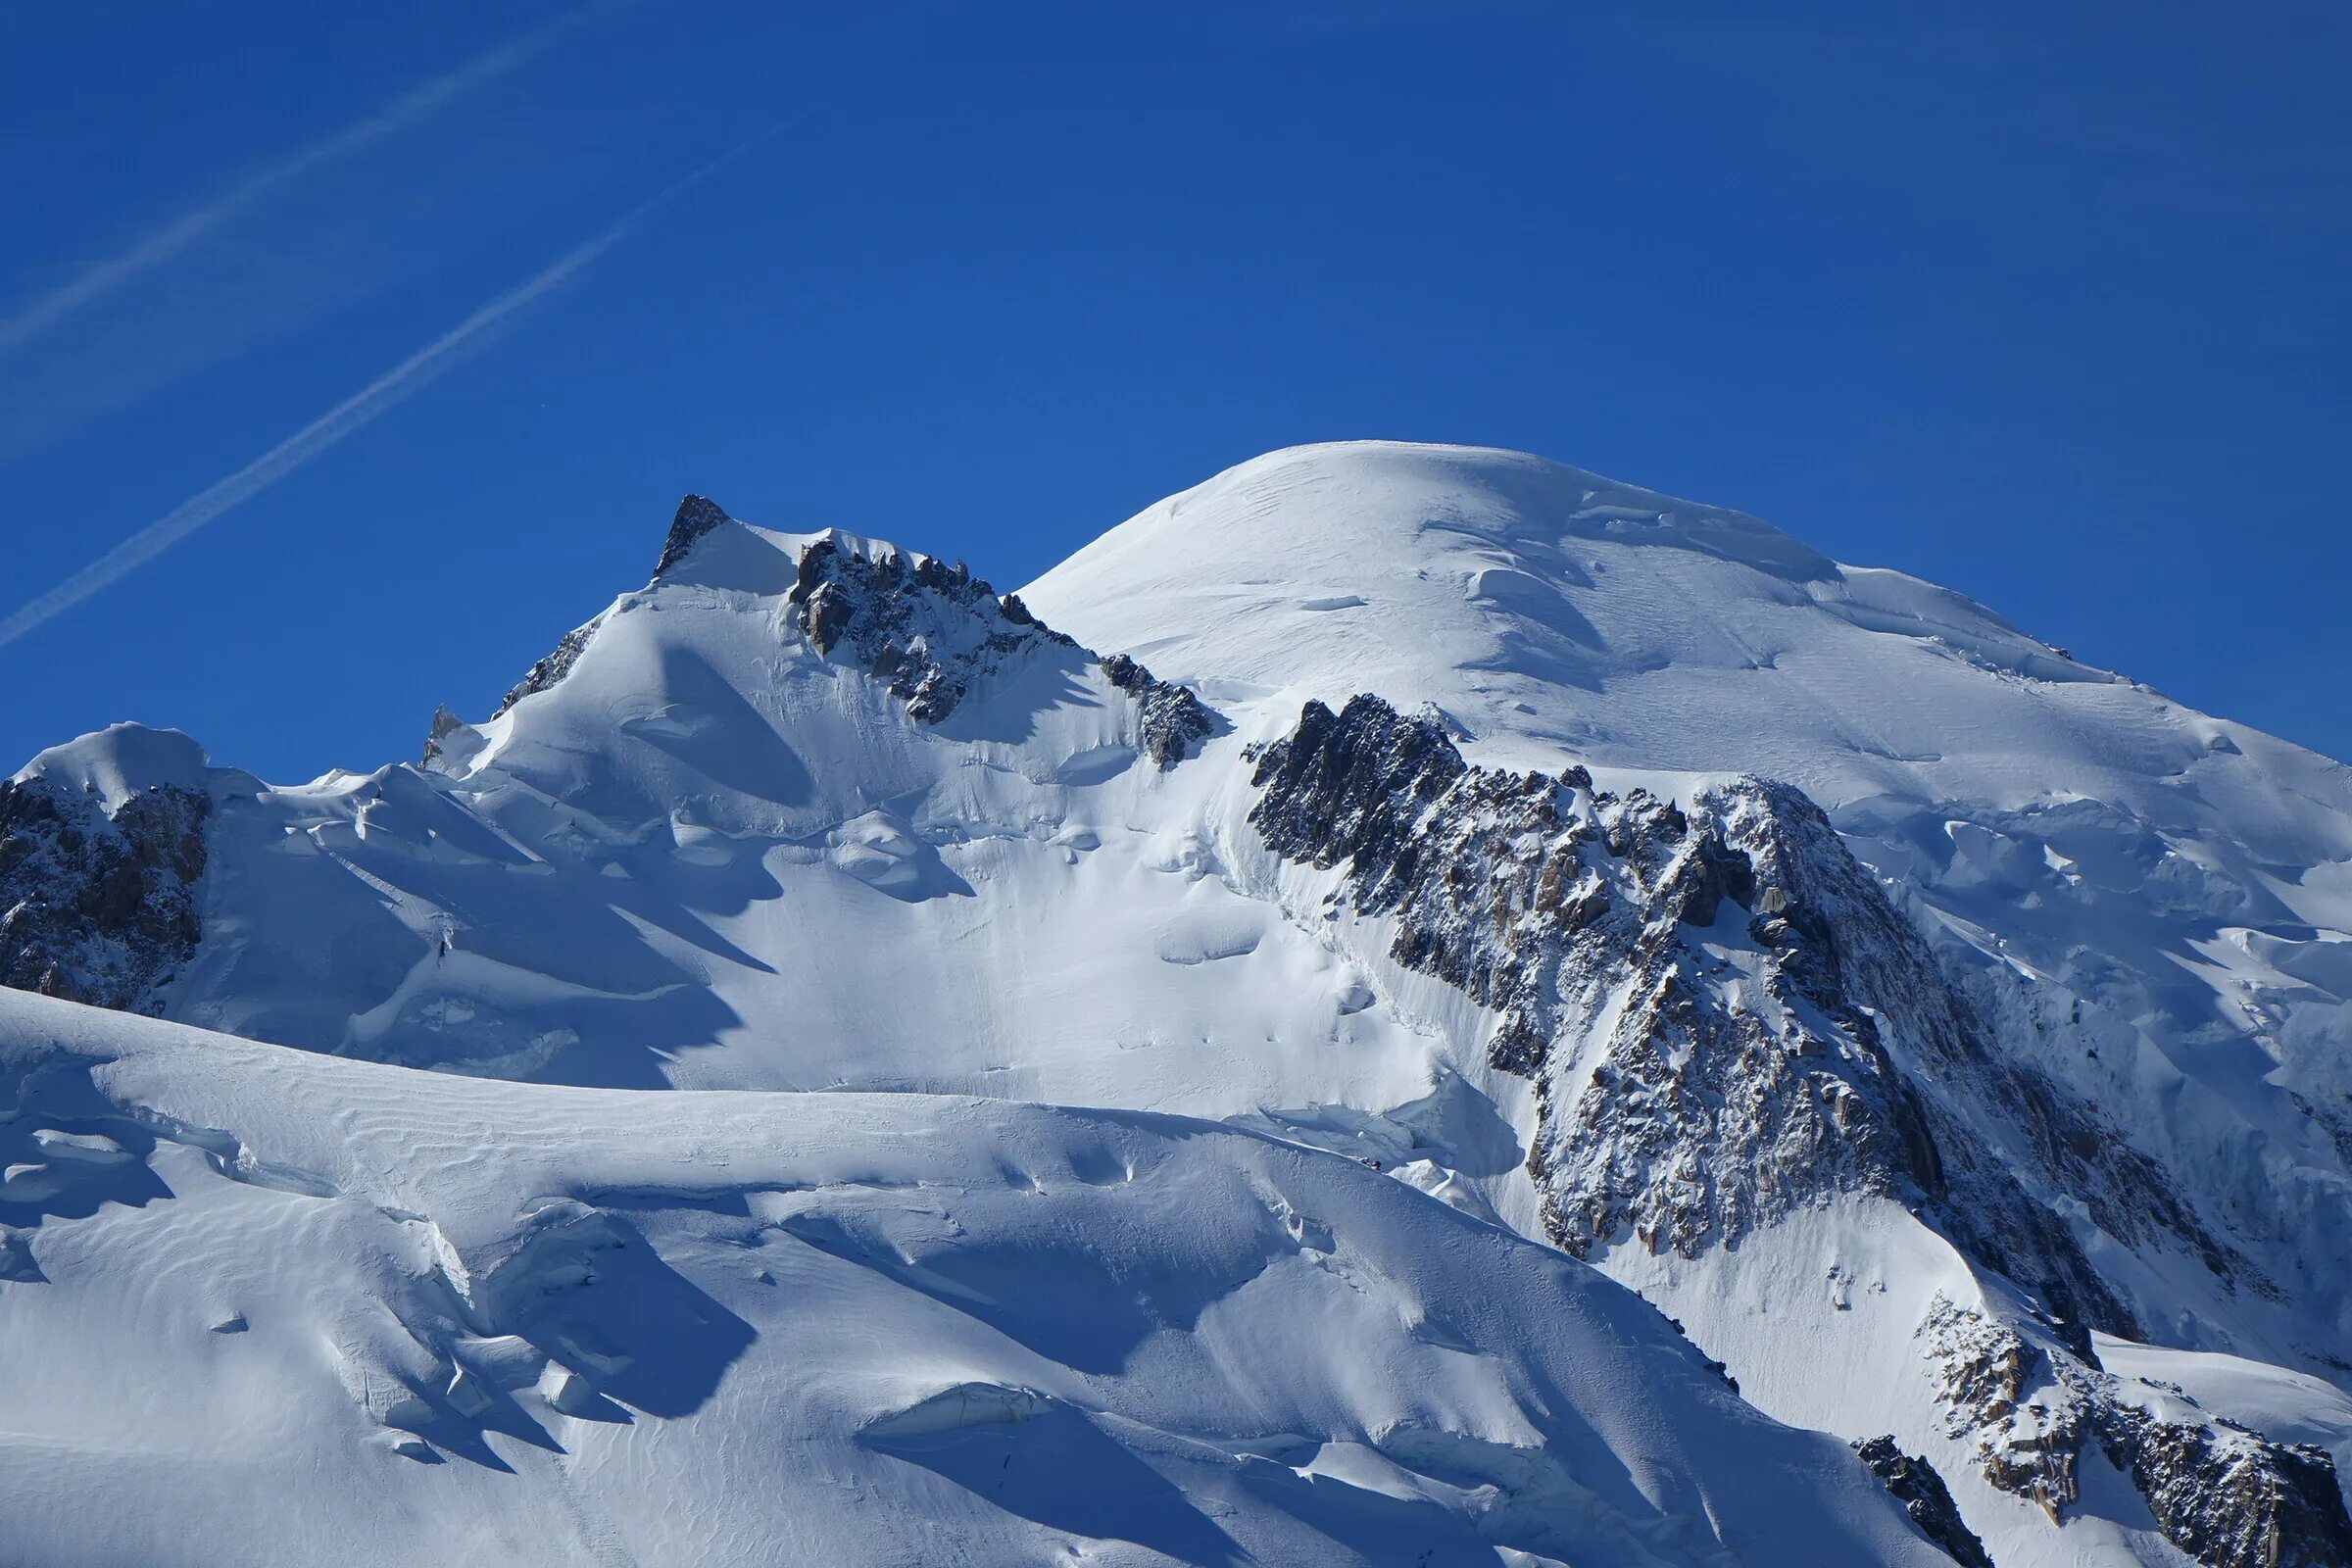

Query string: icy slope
[0,986,1948,1568]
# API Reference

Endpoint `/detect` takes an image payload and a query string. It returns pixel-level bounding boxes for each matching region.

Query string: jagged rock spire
[420,705,464,765]
[655,494,733,575]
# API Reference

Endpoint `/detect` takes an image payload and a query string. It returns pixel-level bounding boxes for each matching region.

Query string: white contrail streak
[0,124,791,654]
[0,3,618,360]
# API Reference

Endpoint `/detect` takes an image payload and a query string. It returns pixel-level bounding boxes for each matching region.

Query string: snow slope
[1026,444,2352,1566]
[1027,442,2352,1362]
[6,444,2350,1566]
[0,986,1945,1567]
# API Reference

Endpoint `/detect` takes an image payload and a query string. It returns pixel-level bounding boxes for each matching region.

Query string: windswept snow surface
[0,988,1943,1567]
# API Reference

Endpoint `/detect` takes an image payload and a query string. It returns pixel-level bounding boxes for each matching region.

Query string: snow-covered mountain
[5,442,2349,1566]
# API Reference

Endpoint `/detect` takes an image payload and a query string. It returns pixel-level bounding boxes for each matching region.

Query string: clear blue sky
[5,2,2347,781]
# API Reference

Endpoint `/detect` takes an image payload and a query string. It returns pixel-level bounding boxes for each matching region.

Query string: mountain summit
[4,443,2348,1567]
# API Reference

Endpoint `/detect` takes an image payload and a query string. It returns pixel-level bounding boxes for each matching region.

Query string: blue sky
[5,2,2347,779]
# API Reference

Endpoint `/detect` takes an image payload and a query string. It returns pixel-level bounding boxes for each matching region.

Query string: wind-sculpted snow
[0,989,1950,1568]
[0,503,1252,1088]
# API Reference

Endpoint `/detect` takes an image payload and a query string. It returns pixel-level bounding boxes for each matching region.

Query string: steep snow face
[0,988,1949,1568]
[1025,441,2352,1352]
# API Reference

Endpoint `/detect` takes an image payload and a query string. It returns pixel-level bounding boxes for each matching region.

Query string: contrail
[0,124,792,654]
[0,2,622,360]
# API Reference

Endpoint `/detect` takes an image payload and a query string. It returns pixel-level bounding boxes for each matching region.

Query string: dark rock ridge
[786,534,1075,722]
[1242,696,2183,1320]
[487,504,1219,765]
[492,614,604,719]
[655,493,732,575]
[1921,1296,2352,1568]
[1099,653,1217,768]
[2097,1400,2352,1568]
[0,772,208,1011]
[1247,693,2334,1568]
[1851,1436,1993,1568]
[784,535,1217,762]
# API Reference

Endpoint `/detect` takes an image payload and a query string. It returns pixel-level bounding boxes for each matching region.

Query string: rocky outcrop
[654,493,732,575]
[1919,1296,2085,1518]
[1247,693,2333,1566]
[1248,696,1955,1257]
[1852,1436,1994,1568]
[420,706,465,765]
[1099,654,1216,768]
[783,536,1219,759]
[786,536,1076,723]
[2098,1403,2352,1568]
[1920,1295,2352,1567]
[1246,699,2119,1304]
[0,772,208,1011]
[492,614,605,718]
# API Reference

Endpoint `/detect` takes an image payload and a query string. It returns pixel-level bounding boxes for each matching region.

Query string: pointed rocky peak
[418,705,487,773]
[654,493,735,575]
[421,705,463,760]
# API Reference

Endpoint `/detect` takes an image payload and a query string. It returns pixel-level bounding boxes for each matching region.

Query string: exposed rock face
[0,772,208,1011]
[783,536,1219,757]
[1247,693,2343,1568]
[1852,1435,1994,1568]
[1098,653,1215,768]
[786,535,1076,723]
[1919,1296,2085,1517]
[655,493,732,575]
[2098,1402,2352,1568]
[420,706,465,765]
[1920,1295,2352,1568]
[1245,697,2127,1306]
[492,614,605,718]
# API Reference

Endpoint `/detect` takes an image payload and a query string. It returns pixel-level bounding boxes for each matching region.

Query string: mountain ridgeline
[6,445,2351,1568]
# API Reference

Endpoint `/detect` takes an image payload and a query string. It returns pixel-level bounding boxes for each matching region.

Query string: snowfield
[0,988,1942,1567]
[6,440,2350,1565]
